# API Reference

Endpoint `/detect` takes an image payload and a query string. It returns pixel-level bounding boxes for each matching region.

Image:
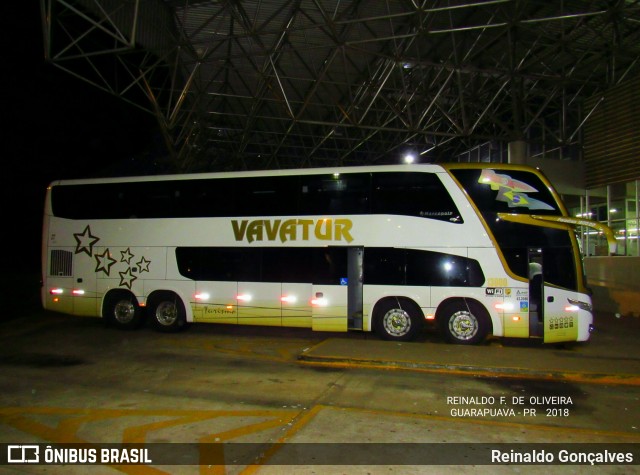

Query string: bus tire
[148,292,187,333]
[438,299,490,345]
[103,291,143,330]
[373,298,423,342]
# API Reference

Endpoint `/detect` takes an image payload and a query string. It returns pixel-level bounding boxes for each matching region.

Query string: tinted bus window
[299,173,370,215]
[492,221,577,290]
[364,248,484,287]
[176,247,348,285]
[450,169,576,290]
[236,176,299,216]
[372,172,463,223]
[175,247,261,281]
[53,171,464,221]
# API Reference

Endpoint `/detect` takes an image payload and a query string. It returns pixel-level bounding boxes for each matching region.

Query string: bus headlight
[567,298,592,312]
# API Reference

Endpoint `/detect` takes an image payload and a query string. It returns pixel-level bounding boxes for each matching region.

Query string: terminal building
[40,0,639,316]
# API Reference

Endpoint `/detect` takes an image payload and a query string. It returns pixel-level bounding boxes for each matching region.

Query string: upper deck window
[450,169,561,215]
[51,171,462,223]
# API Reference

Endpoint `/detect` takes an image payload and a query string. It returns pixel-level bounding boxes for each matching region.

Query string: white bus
[41,164,614,344]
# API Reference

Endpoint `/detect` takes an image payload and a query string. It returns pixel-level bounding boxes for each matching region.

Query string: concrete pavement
[299,312,640,386]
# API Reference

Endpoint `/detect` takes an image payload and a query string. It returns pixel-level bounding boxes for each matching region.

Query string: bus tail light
[311,297,328,306]
[236,294,252,302]
[50,288,64,295]
[281,295,297,303]
[72,289,85,296]
[194,292,210,301]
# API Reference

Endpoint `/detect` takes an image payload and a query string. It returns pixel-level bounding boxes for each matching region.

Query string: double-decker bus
[41,164,615,345]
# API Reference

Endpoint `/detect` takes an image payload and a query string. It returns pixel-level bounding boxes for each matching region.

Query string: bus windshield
[450,168,577,291]
[449,168,561,215]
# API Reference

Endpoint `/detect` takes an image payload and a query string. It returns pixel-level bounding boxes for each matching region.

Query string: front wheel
[438,300,490,345]
[373,299,423,342]
[148,293,187,333]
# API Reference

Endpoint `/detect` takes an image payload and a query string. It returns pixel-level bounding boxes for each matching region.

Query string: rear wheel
[438,299,490,345]
[148,292,187,333]
[103,292,143,330]
[373,298,423,342]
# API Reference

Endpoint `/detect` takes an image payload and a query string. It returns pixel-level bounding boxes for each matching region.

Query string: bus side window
[299,173,369,215]
[312,248,348,285]
[372,172,462,222]
[236,176,299,217]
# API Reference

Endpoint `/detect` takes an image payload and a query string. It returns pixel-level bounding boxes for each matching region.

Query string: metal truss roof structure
[41,0,640,172]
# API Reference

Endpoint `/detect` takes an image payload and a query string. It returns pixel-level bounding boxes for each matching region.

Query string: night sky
[5,3,158,274]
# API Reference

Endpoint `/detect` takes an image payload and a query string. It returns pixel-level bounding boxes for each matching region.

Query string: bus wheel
[149,292,186,333]
[373,298,423,342]
[104,292,143,330]
[438,300,489,345]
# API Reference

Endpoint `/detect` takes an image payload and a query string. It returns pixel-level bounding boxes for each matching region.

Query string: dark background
[5,3,158,279]
[2,4,158,318]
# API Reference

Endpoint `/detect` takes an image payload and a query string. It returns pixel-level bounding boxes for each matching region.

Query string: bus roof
[48,163,544,187]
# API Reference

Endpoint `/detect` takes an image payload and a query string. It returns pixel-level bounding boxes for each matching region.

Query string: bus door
[528,248,544,338]
[529,247,580,343]
[311,247,362,332]
[347,247,364,330]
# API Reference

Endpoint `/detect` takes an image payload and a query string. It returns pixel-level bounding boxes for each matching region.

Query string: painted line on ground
[297,355,640,386]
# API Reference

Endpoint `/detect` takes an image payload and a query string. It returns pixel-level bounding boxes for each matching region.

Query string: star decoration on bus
[118,267,137,289]
[136,256,151,273]
[120,248,134,264]
[74,225,100,257]
[95,248,117,276]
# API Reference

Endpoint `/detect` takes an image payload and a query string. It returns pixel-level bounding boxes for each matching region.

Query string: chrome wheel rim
[383,308,411,337]
[448,310,478,341]
[155,301,178,326]
[113,300,136,324]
